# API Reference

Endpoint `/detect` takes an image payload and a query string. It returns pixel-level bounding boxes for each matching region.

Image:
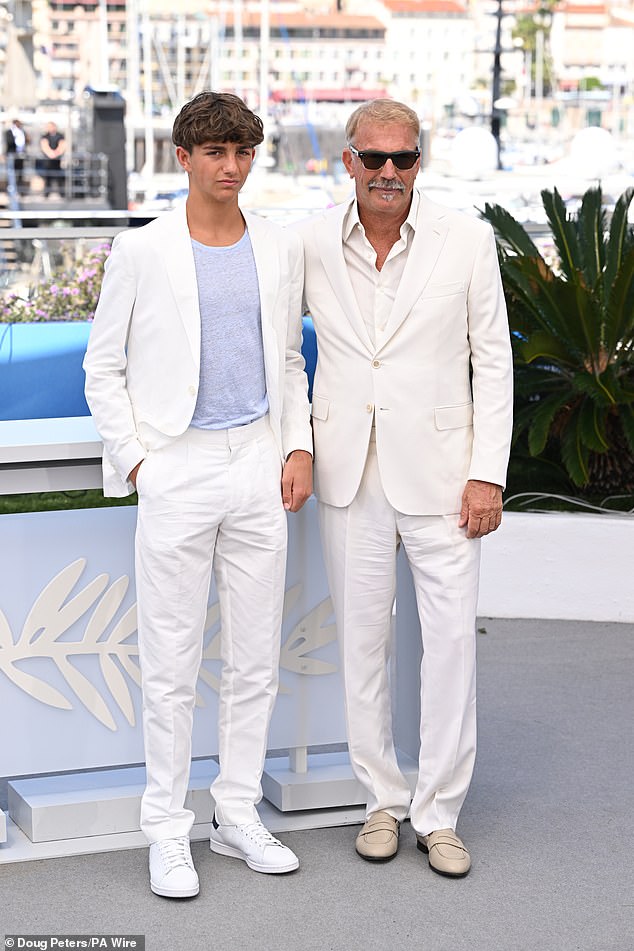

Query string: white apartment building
[551,1,634,93]
[345,0,477,119]
[1,0,37,109]
[2,1,633,130]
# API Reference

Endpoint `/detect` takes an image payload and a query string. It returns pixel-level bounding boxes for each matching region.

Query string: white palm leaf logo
[0,562,337,729]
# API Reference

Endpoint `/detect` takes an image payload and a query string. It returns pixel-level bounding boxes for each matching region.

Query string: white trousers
[135,416,287,842]
[319,437,481,836]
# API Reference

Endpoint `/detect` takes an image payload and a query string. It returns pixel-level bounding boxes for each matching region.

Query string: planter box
[0,321,92,420]
[0,319,318,420]
[478,511,634,622]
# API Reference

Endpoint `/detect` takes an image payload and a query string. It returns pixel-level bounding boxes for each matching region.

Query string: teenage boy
[84,92,313,898]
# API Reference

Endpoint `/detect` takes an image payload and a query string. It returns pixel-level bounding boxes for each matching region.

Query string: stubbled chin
[370,189,402,202]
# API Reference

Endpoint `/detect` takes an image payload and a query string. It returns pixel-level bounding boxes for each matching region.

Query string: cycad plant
[481,186,634,495]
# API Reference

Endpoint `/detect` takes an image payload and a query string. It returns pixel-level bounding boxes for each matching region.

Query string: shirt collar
[343,187,420,242]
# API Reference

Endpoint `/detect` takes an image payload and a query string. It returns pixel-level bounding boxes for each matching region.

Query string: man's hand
[459,479,503,539]
[128,460,143,490]
[281,450,313,512]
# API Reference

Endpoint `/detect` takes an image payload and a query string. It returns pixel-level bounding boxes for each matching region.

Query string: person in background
[297,98,513,878]
[5,118,29,194]
[84,91,312,899]
[39,122,66,197]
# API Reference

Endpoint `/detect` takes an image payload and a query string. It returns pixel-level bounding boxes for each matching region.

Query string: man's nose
[381,158,397,177]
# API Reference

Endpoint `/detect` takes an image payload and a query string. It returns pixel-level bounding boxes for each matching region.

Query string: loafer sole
[416,840,470,878]
[355,846,398,863]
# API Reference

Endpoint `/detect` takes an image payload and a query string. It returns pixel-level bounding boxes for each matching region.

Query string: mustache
[368,180,405,192]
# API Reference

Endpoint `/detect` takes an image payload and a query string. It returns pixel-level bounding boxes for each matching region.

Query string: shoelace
[241,821,283,848]
[157,836,194,871]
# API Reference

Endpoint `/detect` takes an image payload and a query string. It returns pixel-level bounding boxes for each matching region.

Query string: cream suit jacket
[84,205,312,497]
[297,190,514,515]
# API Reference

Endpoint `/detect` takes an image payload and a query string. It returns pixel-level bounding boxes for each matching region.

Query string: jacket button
[372,359,381,368]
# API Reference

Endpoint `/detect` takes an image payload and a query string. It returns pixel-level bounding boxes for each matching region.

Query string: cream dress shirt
[342,189,420,349]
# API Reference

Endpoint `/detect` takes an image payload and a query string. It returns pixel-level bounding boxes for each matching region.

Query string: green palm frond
[578,187,606,289]
[604,187,634,294]
[527,391,567,456]
[480,202,541,258]
[521,330,578,367]
[604,246,634,356]
[513,401,539,442]
[541,188,582,282]
[560,406,590,486]
[620,405,634,456]
[503,260,589,356]
[571,370,617,406]
[577,399,610,452]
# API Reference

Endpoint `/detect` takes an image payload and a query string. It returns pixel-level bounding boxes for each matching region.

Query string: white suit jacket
[296,190,514,515]
[84,205,312,497]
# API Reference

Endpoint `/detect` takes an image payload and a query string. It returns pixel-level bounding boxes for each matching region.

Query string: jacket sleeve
[280,229,313,458]
[83,232,146,495]
[466,224,514,487]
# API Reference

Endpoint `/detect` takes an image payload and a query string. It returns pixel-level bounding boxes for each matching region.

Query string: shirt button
[188,385,197,396]
[372,359,381,368]
[366,403,374,413]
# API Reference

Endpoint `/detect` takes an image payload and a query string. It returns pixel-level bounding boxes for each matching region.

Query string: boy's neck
[185,197,246,247]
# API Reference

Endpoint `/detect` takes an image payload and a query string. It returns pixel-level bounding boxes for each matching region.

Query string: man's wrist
[286,449,313,461]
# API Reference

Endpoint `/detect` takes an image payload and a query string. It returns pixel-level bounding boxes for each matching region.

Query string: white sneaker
[210,816,299,874]
[149,836,199,898]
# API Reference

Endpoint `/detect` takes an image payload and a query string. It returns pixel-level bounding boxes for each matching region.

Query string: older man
[297,99,513,876]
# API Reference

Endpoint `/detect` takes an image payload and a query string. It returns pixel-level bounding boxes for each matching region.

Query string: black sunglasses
[348,144,420,171]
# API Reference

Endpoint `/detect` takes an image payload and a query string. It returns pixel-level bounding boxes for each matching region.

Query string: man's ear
[342,147,355,178]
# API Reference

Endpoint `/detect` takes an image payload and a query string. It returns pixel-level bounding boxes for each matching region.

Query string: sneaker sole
[209,837,299,874]
[150,881,200,898]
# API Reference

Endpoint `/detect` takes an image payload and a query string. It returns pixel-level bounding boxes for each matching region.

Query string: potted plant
[0,242,110,324]
[481,185,634,498]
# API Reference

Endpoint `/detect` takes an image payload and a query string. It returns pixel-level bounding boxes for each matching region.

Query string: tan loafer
[355,811,400,862]
[416,828,471,877]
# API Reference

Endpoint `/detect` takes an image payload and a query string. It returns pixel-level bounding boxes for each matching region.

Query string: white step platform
[0,801,369,865]
[2,748,423,864]
[0,809,6,843]
[261,749,418,812]
[7,759,220,844]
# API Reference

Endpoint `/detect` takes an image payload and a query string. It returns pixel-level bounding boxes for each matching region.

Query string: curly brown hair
[172,91,264,152]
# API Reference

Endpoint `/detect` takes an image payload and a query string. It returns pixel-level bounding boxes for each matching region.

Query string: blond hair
[345,99,420,146]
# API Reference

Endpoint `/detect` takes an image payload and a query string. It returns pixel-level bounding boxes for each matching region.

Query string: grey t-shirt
[190,230,269,430]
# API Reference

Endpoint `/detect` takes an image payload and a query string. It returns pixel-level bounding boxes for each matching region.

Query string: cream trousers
[319,437,481,836]
[134,417,287,842]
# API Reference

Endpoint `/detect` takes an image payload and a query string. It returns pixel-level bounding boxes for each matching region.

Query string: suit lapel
[243,210,279,332]
[161,205,201,360]
[314,198,374,353]
[243,210,280,388]
[379,193,449,347]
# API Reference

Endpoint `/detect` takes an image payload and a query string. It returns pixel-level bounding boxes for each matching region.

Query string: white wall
[478,511,634,623]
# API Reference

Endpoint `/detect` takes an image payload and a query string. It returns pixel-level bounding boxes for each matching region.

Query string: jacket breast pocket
[311,395,329,421]
[434,402,473,430]
[422,281,464,300]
